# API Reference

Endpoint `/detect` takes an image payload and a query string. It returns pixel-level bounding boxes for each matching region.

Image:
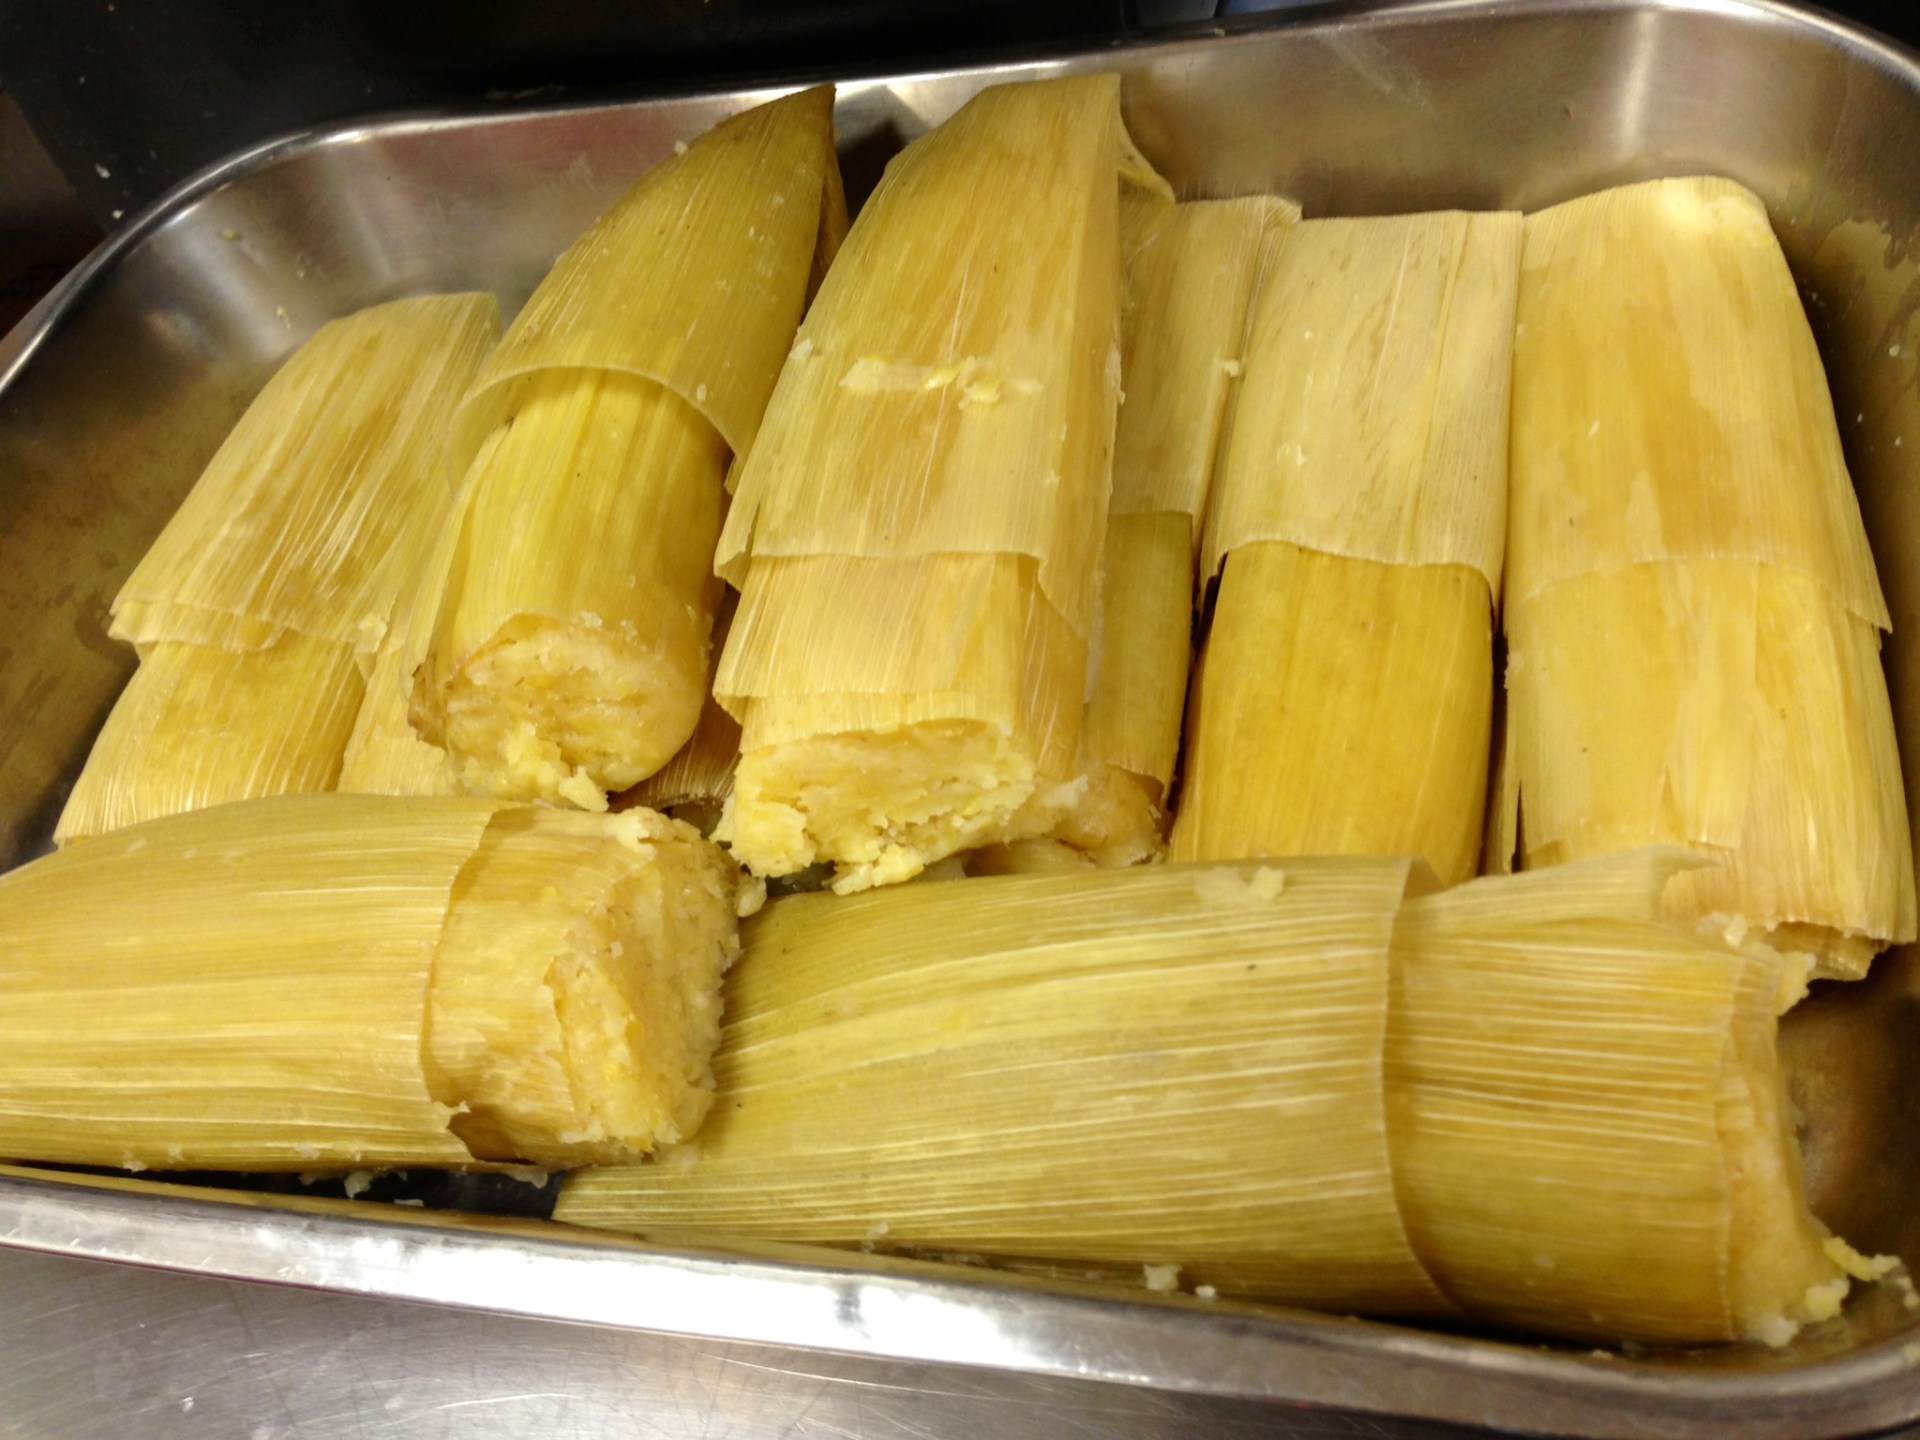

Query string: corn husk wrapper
[113,295,500,651]
[718,552,1086,892]
[55,635,367,845]
[716,74,1168,637]
[556,856,1458,1317]
[0,795,741,1172]
[1112,196,1294,524]
[1506,176,1885,622]
[409,90,841,810]
[1174,212,1516,884]
[1200,211,1520,593]
[1499,561,1915,978]
[1171,543,1492,884]
[1499,177,1913,977]
[1389,849,1861,1346]
[450,86,839,466]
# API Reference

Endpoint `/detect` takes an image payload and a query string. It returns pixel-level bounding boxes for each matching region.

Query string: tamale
[55,635,366,845]
[55,294,497,839]
[1500,176,1914,976]
[617,591,742,823]
[1388,849,1869,1346]
[1172,543,1492,884]
[113,294,500,651]
[715,77,1164,888]
[0,795,742,1172]
[718,552,1086,892]
[1173,211,1520,884]
[556,856,1458,1317]
[1041,198,1289,865]
[410,87,841,810]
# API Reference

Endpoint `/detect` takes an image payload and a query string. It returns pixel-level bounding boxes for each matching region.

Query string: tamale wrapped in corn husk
[113,294,500,652]
[719,552,1086,892]
[1040,197,1290,866]
[59,294,497,840]
[56,636,366,844]
[409,87,841,810]
[616,591,742,825]
[1173,212,1520,884]
[1498,176,1915,977]
[1173,543,1492,883]
[559,848,1876,1345]
[556,856,1458,1316]
[1388,849,1875,1346]
[0,795,742,1172]
[714,77,1167,889]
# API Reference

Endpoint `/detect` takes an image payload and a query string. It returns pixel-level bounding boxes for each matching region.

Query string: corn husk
[1499,176,1913,977]
[1201,211,1520,593]
[0,795,741,1171]
[451,86,839,466]
[1112,196,1294,524]
[1172,542,1492,884]
[54,635,366,844]
[716,74,1167,637]
[112,295,499,651]
[619,591,742,817]
[556,856,1457,1316]
[717,552,1086,891]
[1500,561,1915,978]
[410,91,842,810]
[1388,849,1861,1346]
[1507,176,1886,623]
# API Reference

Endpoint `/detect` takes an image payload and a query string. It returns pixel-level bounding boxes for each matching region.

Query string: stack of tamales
[1495,176,1916,978]
[712,75,1173,892]
[558,848,1879,1346]
[994,194,1291,872]
[55,295,499,842]
[1172,211,1521,885]
[397,87,844,812]
[2,795,745,1169]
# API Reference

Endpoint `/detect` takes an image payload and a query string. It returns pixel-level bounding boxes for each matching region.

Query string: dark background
[4,0,1919,230]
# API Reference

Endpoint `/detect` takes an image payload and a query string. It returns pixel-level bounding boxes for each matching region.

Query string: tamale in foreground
[409,87,842,811]
[58,293,499,842]
[1498,176,1915,978]
[714,75,1169,890]
[559,856,1456,1315]
[558,850,1873,1346]
[0,795,743,1171]
[1174,211,1520,884]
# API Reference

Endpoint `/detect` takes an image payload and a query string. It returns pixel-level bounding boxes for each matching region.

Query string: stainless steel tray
[6,2,1920,1435]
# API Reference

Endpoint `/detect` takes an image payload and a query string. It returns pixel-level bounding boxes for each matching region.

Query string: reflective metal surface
[7,2,1920,1435]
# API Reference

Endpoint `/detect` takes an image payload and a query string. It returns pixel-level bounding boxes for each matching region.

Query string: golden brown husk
[556,856,1457,1317]
[1388,850,1855,1346]
[0,795,741,1171]
[1172,542,1492,886]
[1500,176,1914,976]
[410,89,841,811]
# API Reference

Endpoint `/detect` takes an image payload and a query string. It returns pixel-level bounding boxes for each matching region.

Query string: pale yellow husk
[0,795,741,1172]
[1171,542,1492,886]
[413,367,728,807]
[716,552,1085,892]
[112,294,499,651]
[716,74,1165,637]
[1508,176,1887,624]
[556,856,1458,1317]
[1201,210,1520,593]
[619,593,742,817]
[55,634,366,844]
[1112,196,1294,522]
[1388,849,1858,1346]
[1499,560,1916,978]
[451,86,838,465]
